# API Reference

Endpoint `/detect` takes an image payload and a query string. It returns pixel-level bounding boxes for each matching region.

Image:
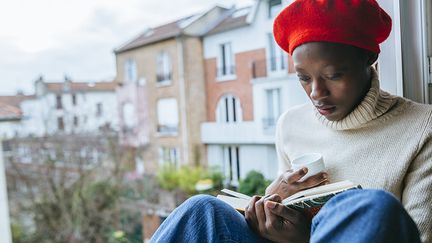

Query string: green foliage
[156,164,224,195]
[238,170,272,196]
[156,163,180,191]
[177,166,204,194]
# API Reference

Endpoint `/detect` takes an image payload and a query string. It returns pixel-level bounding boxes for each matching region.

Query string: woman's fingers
[297,172,329,190]
[286,167,308,183]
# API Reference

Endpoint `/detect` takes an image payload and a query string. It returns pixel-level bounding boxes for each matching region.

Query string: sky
[0,0,253,95]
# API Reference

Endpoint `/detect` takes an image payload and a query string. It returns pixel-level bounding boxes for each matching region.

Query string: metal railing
[252,56,289,79]
[217,65,236,78]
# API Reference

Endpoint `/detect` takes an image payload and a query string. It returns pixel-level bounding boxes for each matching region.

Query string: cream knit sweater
[275,71,432,242]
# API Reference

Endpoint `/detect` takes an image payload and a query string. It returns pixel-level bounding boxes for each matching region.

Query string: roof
[115,15,197,53]
[0,102,22,121]
[207,7,252,35]
[0,95,35,108]
[43,81,117,93]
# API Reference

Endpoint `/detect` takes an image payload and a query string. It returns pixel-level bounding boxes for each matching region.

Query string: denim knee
[181,194,223,212]
[338,189,401,214]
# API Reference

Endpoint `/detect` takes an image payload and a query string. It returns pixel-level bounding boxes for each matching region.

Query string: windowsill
[216,75,237,82]
[156,80,172,87]
[156,132,178,137]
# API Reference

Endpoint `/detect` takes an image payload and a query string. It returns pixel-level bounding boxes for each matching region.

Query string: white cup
[291,153,325,181]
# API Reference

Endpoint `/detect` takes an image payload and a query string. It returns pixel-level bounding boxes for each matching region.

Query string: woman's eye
[325,73,343,80]
[298,76,311,82]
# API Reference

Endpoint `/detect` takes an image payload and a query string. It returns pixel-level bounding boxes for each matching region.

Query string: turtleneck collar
[315,68,400,130]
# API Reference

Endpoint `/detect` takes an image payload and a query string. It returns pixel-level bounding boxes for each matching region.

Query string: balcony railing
[217,65,236,78]
[252,56,289,79]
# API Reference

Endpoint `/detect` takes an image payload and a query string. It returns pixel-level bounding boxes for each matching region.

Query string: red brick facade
[204,48,267,122]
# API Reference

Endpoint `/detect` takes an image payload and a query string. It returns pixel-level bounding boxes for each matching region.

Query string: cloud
[0,0,253,95]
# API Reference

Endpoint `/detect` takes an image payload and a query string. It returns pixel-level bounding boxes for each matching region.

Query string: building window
[269,0,282,18]
[73,116,79,127]
[124,58,137,83]
[217,43,235,77]
[72,94,77,106]
[158,147,179,166]
[263,88,281,128]
[156,51,172,83]
[157,98,179,135]
[216,94,242,123]
[56,95,63,109]
[57,117,65,131]
[122,102,137,133]
[96,103,103,117]
[268,33,287,73]
[223,146,240,186]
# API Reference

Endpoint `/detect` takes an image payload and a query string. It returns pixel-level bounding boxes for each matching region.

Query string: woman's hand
[245,194,310,243]
[265,167,329,199]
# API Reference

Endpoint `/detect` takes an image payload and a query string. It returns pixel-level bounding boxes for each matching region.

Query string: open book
[217,180,361,219]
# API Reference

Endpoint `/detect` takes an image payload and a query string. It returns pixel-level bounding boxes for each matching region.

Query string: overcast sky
[0,0,253,95]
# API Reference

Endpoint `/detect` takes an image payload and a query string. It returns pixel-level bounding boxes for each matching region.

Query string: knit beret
[273,0,392,54]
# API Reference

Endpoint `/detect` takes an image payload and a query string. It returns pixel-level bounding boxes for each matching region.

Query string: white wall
[16,91,119,137]
[0,141,12,243]
[252,76,308,131]
[0,121,21,139]
[207,144,278,180]
[203,0,274,58]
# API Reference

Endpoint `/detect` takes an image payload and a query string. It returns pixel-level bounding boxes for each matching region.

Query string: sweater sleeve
[402,126,432,243]
[275,112,291,176]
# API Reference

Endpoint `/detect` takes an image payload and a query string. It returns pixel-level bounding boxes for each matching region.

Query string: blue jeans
[150,190,420,243]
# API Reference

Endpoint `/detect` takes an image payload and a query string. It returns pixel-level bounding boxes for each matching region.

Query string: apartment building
[201,0,308,185]
[114,6,231,174]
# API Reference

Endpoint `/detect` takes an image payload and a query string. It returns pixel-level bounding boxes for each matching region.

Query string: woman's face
[292,42,375,121]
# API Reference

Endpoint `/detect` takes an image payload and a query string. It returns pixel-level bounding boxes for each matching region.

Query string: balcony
[252,56,290,79]
[201,121,274,144]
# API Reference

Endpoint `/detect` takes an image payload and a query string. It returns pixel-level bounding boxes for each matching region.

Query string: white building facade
[201,0,307,183]
[17,78,119,137]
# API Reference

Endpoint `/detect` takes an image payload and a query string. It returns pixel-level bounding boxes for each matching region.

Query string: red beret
[273,0,392,55]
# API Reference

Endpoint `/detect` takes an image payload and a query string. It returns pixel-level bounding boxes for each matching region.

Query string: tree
[4,132,144,242]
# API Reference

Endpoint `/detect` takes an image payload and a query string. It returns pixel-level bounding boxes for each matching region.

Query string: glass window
[158,147,179,166]
[268,33,287,73]
[264,88,281,128]
[124,58,137,83]
[156,51,172,82]
[269,0,282,18]
[216,94,242,123]
[56,95,62,109]
[157,98,179,135]
[223,146,240,186]
[96,103,103,117]
[122,102,137,130]
[218,43,235,77]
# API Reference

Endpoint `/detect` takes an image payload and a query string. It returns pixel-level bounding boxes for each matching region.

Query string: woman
[151,1,431,242]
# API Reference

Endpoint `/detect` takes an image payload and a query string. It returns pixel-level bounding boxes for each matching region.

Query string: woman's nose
[309,79,330,101]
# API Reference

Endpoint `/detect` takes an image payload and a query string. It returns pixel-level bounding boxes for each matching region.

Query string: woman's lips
[316,105,336,116]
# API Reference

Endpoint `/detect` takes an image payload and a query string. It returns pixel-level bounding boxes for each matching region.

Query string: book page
[216,195,249,212]
[282,180,355,204]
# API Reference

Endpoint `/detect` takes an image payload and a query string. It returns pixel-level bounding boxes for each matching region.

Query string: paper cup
[291,153,325,181]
